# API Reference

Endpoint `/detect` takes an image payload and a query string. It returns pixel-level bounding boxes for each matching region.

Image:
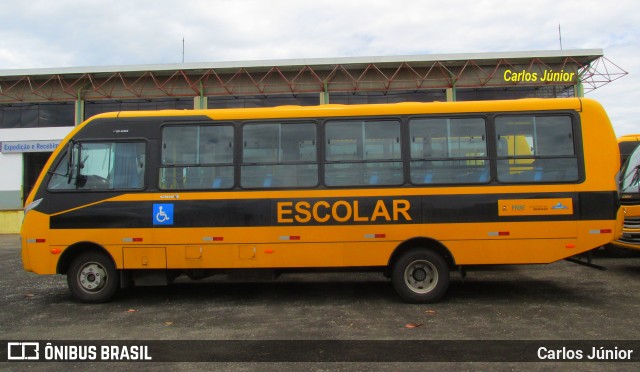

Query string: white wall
[0,127,73,192]
[0,152,22,192]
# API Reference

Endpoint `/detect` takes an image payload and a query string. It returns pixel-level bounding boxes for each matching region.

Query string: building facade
[0,49,626,233]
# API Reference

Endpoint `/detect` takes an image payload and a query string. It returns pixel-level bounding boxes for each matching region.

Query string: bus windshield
[620,146,640,194]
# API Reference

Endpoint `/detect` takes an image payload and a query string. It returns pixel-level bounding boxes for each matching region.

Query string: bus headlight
[24,198,43,215]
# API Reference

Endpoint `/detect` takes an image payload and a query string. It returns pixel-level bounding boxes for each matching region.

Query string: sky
[0,0,638,136]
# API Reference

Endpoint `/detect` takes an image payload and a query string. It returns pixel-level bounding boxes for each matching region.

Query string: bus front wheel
[67,251,119,303]
[392,249,450,303]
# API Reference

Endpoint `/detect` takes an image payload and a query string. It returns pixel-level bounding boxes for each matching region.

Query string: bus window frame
[159,122,236,191]
[620,145,640,194]
[46,138,149,193]
[323,117,404,188]
[492,111,585,185]
[239,119,320,190]
[406,114,491,186]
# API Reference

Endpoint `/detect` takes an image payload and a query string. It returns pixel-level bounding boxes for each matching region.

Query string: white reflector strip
[488,232,510,236]
[279,236,301,241]
[203,237,224,241]
[364,234,386,239]
[122,238,143,242]
[589,229,612,234]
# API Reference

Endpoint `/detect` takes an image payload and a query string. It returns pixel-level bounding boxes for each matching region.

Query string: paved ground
[1,234,639,370]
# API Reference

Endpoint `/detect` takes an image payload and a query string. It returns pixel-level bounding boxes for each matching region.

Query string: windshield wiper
[623,164,640,192]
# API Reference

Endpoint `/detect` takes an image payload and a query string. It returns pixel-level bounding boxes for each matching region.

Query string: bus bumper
[610,206,640,251]
[20,211,56,274]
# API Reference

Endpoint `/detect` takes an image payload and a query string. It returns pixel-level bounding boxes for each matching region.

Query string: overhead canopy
[0,49,627,102]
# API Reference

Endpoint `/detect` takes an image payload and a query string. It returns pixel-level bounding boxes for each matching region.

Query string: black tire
[391,249,450,303]
[67,251,119,303]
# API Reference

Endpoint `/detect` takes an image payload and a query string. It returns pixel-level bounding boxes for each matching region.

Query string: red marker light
[488,232,510,237]
[364,234,386,239]
[589,229,613,234]
[279,236,301,241]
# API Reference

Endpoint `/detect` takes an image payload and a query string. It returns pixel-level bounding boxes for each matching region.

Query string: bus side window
[160,125,234,190]
[48,142,145,191]
[112,142,145,189]
[495,115,578,183]
[497,137,509,157]
[241,122,317,189]
[325,120,403,187]
[409,117,488,185]
[48,151,75,190]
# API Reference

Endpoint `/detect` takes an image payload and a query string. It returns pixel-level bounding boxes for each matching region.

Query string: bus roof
[618,134,640,143]
[85,97,588,123]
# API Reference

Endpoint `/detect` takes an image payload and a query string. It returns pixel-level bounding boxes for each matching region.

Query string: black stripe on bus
[49,191,618,229]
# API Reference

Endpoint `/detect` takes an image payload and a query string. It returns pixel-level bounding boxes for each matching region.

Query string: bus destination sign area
[1,140,61,154]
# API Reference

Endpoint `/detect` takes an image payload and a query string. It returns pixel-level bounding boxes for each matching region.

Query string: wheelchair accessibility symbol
[153,204,174,226]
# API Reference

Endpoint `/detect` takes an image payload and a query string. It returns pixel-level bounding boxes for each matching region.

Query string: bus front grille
[623,217,640,230]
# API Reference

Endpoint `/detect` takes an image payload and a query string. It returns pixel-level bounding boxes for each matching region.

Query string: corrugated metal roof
[0,49,603,78]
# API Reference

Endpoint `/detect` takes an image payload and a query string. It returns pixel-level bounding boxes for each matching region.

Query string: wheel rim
[77,261,108,293]
[404,259,438,294]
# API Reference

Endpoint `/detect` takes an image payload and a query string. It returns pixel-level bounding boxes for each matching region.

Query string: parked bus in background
[610,144,640,251]
[21,98,622,303]
[618,134,640,166]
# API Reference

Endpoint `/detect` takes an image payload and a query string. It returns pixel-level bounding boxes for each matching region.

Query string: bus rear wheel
[392,249,449,303]
[67,251,119,303]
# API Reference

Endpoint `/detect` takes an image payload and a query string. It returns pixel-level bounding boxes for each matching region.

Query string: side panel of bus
[20,98,621,303]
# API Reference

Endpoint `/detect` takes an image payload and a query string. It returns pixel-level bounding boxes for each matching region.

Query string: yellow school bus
[21,98,622,303]
[618,134,640,165]
[611,144,640,251]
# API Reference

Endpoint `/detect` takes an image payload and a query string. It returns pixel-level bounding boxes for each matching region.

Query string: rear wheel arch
[388,237,456,272]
